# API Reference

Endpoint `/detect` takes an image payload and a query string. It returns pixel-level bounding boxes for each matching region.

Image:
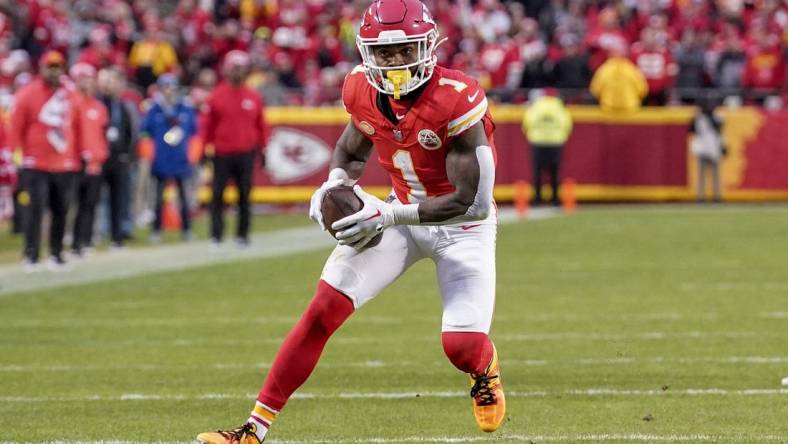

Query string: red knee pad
[441,331,494,375]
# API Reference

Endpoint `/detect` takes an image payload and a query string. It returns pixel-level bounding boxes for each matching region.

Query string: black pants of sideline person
[102,162,130,245]
[72,172,103,253]
[152,174,191,234]
[20,169,75,262]
[210,151,254,243]
[532,144,563,206]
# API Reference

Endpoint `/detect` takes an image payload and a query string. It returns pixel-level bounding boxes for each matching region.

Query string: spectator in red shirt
[172,0,213,58]
[585,7,630,70]
[478,34,519,93]
[202,50,268,246]
[631,27,678,105]
[68,62,109,256]
[742,29,785,91]
[29,0,71,58]
[10,50,76,270]
[77,27,126,71]
[211,19,251,67]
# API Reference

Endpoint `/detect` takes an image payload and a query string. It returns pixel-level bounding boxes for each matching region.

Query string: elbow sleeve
[464,145,495,220]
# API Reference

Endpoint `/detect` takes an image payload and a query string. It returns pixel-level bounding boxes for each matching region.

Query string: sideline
[0,207,557,296]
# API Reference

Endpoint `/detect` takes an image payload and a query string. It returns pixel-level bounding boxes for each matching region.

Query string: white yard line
[3,356,787,373]
[497,331,761,341]
[1,311,782,328]
[760,312,788,319]
[0,311,782,329]
[0,208,550,297]
[0,330,771,352]
[2,388,786,403]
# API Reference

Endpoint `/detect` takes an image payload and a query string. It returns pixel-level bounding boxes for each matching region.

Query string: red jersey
[742,47,785,90]
[342,65,496,204]
[202,81,268,155]
[479,41,519,89]
[630,44,678,93]
[585,29,630,70]
[69,93,109,175]
[10,78,80,173]
[77,45,127,70]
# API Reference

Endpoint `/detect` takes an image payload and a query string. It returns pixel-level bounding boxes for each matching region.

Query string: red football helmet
[356,0,443,97]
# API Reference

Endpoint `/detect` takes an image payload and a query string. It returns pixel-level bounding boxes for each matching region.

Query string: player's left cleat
[469,345,506,432]
[196,423,263,444]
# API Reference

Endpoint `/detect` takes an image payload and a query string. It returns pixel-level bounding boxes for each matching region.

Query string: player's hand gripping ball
[321,185,383,248]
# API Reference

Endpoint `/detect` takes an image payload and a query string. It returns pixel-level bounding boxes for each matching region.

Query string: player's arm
[309,122,373,230]
[328,121,374,182]
[416,121,494,223]
[332,121,494,248]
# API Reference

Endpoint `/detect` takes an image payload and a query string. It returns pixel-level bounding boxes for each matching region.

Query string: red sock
[441,331,494,375]
[256,280,354,410]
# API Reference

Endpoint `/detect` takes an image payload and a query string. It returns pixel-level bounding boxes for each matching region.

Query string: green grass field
[1,205,787,443]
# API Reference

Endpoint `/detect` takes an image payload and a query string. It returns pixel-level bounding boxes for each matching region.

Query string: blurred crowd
[0,0,783,109]
[0,0,785,268]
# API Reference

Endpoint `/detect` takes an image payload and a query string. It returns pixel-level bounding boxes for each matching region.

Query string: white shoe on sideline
[47,255,71,272]
[22,258,42,274]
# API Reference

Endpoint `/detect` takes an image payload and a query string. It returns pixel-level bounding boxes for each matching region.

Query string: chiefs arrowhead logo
[265,128,332,183]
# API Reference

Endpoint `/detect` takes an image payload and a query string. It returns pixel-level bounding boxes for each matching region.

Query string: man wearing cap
[202,50,268,246]
[140,73,197,242]
[68,62,109,256]
[10,50,78,271]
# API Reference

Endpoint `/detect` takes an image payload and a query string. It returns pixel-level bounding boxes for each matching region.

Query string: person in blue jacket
[141,74,197,242]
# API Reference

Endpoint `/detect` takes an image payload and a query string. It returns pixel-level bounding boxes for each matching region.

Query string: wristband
[392,203,420,225]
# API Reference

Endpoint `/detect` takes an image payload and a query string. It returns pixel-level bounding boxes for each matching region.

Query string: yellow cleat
[196,423,262,444]
[469,346,506,432]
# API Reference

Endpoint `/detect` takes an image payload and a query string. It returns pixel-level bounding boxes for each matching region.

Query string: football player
[197,1,503,442]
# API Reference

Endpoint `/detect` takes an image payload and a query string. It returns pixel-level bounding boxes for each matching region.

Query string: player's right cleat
[196,422,263,444]
[469,345,506,432]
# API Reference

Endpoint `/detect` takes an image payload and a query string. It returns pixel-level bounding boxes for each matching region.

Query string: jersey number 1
[393,150,427,202]
[438,78,468,93]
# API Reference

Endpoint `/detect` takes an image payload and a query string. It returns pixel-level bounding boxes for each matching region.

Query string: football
[321,185,382,247]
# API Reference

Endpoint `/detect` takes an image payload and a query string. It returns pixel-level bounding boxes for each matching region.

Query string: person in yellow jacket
[128,23,178,90]
[590,46,648,113]
[522,89,573,206]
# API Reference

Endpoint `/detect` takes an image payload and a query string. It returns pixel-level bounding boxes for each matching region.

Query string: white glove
[332,185,394,249]
[309,178,344,230]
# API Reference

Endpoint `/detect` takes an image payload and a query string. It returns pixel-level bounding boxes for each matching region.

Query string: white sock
[248,401,278,441]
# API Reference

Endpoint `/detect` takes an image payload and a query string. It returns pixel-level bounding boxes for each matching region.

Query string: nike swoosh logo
[460,224,481,231]
[395,112,405,120]
[467,91,479,102]
[364,210,382,222]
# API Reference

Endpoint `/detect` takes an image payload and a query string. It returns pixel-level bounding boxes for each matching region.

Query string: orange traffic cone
[162,183,181,231]
[514,180,529,219]
[562,178,577,215]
